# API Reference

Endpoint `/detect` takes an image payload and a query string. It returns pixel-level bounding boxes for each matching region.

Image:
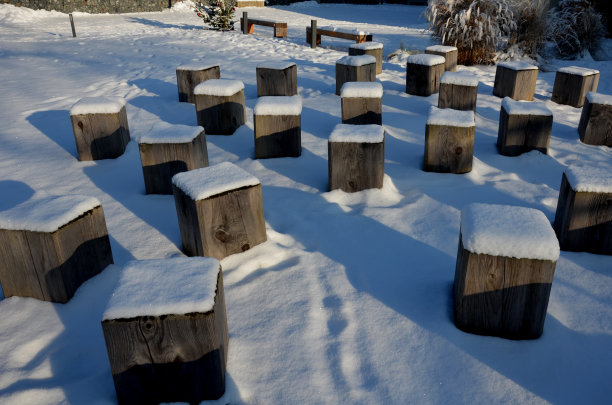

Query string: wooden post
[349,42,383,75]
[256,62,298,97]
[493,61,538,101]
[577,92,612,146]
[194,79,246,135]
[254,96,302,158]
[438,71,478,111]
[497,98,553,156]
[405,54,445,97]
[242,12,248,35]
[335,55,376,96]
[69,13,76,37]
[551,66,599,108]
[425,45,458,72]
[340,82,383,125]
[311,20,317,49]
[424,107,475,173]
[176,64,221,104]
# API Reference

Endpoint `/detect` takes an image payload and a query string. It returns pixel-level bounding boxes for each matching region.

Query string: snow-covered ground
[1,1,611,403]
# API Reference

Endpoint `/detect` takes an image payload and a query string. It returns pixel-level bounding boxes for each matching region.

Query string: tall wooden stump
[454,203,559,339]
[0,195,113,303]
[328,124,385,192]
[497,97,553,156]
[102,257,229,404]
[194,79,246,135]
[553,167,612,255]
[254,96,302,158]
[578,92,612,146]
[349,42,383,75]
[335,55,377,96]
[405,54,445,97]
[256,62,298,97]
[424,107,475,173]
[425,45,458,72]
[137,124,209,194]
[493,61,538,101]
[341,81,383,125]
[70,97,131,161]
[176,64,221,104]
[551,66,599,108]
[438,71,478,111]
[172,162,267,260]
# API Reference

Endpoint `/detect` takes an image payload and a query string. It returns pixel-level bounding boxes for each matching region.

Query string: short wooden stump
[0,195,113,303]
[341,81,383,125]
[172,162,267,260]
[138,124,209,194]
[578,92,612,146]
[425,45,458,72]
[405,54,446,97]
[349,41,383,75]
[438,71,478,111]
[493,61,538,101]
[328,124,385,192]
[70,97,131,161]
[194,79,246,135]
[454,203,559,339]
[256,61,298,97]
[424,107,475,173]
[553,166,612,255]
[254,96,302,159]
[176,64,221,104]
[335,54,377,96]
[102,257,228,404]
[497,97,553,156]
[551,66,599,108]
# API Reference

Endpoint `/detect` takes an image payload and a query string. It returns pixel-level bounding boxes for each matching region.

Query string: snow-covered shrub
[425,0,516,65]
[511,0,551,57]
[549,0,607,58]
[193,0,237,31]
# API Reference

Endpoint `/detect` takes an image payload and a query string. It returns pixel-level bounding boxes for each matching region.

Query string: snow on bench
[306,24,372,46]
[240,15,287,38]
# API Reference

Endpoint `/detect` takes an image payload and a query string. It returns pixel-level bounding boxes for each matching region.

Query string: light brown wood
[254,114,301,158]
[406,61,445,96]
[307,26,372,45]
[551,70,599,108]
[237,0,265,6]
[578,97,612,146]
[497,107,552,156]
[341,96,382,125]
[335,62,376,95]
[438,82,477,111]
[425,48,458,72]
[176,65,220,104]
[424,123,474,173]
[256,64,297,97]
[195,89,246,135]
[70,106,130,161]
[240,17,287,38]
[328,138,384,192]
[349,46,383,75]
[493,65,538,101]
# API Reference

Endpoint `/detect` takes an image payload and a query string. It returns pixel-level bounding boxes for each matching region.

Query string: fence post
[69,13,76,37]
[311,19,317,49]
[243,12,248,35]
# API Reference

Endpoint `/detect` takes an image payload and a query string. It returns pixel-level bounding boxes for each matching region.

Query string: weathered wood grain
[551,70,599,108]
[335,62,376,95]
[425,48,457,72]
[578,98,612,146]
[424,123,475,173]
[176,65,220,104]
[492,65,538,101]
[341,96,382,125]
[438,82,477,111]
[254,114,301,158]
[349,47,383,75]
[70,106,130,161]
[328,139,384,192]
[406,61,445,97]
[497,107,552,156]
[256,64,297,97]
[195,90,246,135]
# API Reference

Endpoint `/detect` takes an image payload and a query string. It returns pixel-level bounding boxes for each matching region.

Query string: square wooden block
[254,96,302,159]
[454,203,559,339]
[493,61,538,101]
[578,92,612,146]
[405,54,446,97]
[341,82,383,125]
[70,97,131,161]
[335,55,376,95]
[176,64,221,104]
[424,107,475,173]
[551,66,599,108]
[172,162,267,260]
[425,45,458,72]
[138,125,209,194]
[553,167,612,255]
[194,79,246,135]
[438,71,478,111]
[102,257,228,404]
[0,195,113,303]
[349,42,383,74]
[497,97,553,156]
[256,61,297,97]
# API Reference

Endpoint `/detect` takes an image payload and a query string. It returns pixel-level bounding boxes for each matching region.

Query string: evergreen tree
[193,0,237,31]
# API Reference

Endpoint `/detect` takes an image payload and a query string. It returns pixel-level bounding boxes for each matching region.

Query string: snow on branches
[193,0,237,31]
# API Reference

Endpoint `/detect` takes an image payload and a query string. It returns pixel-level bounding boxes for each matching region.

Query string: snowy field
[1,1,612,403]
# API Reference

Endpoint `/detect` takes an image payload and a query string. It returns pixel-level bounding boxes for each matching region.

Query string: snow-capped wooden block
[172,162,267,260]
[137,124,209,194]
[438,71,478,111]
[70,97,131,161]
[493,61,538,101]
[256,62,297,97]
[425,45,458,72]
[551,66,599,108]
[194,79,246,135]
[254,96,302,158]
[0,195,113,303]
[102,257,228,404]
[341,82,383,125]
[328,124,385,192]
[349,41,383,75]
[176,64,221,104]
[553,166,612,255]
[405,54,445,97]
[578,92,612,146]
[424,107,475,173]
[497,97,553,156]
[454,203,559,339]
[335,55,377,96]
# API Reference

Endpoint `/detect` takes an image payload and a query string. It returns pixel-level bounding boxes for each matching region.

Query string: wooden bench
[306,25,372,46]
[240,17,287,38]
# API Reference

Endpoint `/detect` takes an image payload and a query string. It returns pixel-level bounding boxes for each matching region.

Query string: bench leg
[248,23,254,34]
[274,24,287,39]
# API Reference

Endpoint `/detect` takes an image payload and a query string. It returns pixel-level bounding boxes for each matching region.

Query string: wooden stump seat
[306,25,372,46]
[493,61,538,101]
[551,66,600,108]
[328,124,385,192]
[578,92,612,146]
[0,195,113,303]
[335,54,377,95]
[497,97,553,156]
[256,61,297,97]
[425,45,458,72]
[454,203,559,339]
[349,41,383,75]
[176,64,221,104]
[254,96,302,158]
[70,97,130,161]
[172,162,267,260]
[405,53,445,97]
[240,17,287,38]
[424,106,475,173]
[137,124,209,194]
[553,166,612,255]
[438,71,478,111]
[194,79,246,135]
[102,257,228,404]
[340,81,383,125]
